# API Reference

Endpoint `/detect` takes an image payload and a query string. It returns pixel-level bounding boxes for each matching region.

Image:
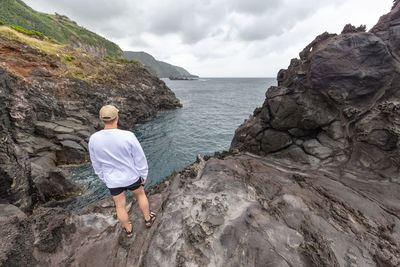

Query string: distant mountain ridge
[0,0,122,57]
[123,51,198,78]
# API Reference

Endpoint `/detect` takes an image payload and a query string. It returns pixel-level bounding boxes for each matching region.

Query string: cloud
[145,0,229,44]
[23,0,347,45]
[230,0,282,15]
[27,0,130,21]
[231,0,348,42]
[22,0,393,77]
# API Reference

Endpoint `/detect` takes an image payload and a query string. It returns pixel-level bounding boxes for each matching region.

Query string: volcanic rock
[0,190,166,266]
[0,204,26,222]
[145,155,400,266]
[303,139,333,159]
[260,129,292,153]
[230,5,400,183]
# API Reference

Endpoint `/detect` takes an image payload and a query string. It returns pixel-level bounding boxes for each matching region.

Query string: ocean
[61,78,276,212]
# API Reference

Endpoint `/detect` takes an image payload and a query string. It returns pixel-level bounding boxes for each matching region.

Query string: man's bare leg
[131,186,150,221]
[112,192,132,234]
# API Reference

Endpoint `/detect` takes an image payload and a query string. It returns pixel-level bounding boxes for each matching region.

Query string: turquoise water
[62,78,275,212]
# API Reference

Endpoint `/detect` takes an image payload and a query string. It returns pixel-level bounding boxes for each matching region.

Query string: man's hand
[141,178,146,185]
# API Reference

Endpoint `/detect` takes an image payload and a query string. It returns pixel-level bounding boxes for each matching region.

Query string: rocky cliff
[0,26,181,212]
[1,3,400,267]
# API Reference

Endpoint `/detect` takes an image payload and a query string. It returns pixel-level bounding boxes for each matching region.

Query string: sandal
[124,222,133,238]
[145,212,156,228]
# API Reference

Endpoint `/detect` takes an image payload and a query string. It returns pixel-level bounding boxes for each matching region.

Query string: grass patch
[0,20,4,26]
[63,56,94,82]
[9,25,45,38]
[0,25,64,54]
[104,56,139,64]
[67,62,88,81]
[71,72,85,80]
[64,55,75,62]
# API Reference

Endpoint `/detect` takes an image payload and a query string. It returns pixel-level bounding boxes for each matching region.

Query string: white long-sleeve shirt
[88,129,148,188]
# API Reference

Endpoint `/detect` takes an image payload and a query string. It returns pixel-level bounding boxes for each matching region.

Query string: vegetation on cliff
[9,25,44,38]
[0,25,63,54]
[0,0,193,78]
[0,25,142,83]
[0,0,122,57]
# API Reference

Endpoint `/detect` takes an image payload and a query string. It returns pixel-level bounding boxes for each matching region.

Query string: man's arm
[88,138,105,183]
[131,134,148,182]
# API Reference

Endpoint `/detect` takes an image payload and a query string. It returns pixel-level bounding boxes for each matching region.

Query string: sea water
[62,78,276,212]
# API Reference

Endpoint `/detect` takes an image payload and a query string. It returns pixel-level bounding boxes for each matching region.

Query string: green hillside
[123,51,197,78]
[0,0,122,57]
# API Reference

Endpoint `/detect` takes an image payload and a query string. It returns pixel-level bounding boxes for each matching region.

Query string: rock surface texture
[0,36,181,212]
[2,3,400,267]
[146,155,400,267]
[149,3,400,266]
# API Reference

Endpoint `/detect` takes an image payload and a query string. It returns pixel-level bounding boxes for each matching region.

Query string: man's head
[99,105,119,125]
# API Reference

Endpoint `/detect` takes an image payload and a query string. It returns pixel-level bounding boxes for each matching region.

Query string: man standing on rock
[88,105,156,238]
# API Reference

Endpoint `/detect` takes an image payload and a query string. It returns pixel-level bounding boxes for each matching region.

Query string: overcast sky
[24,0,393,77]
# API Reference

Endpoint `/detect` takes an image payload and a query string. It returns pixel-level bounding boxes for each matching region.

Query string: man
[88,105,156,238]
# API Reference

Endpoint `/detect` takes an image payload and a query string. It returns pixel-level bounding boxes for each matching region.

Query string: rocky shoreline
[0,35,181,213]
[1,2,400,267]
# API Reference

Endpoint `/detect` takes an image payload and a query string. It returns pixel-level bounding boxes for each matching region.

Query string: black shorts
[108,177,144,196]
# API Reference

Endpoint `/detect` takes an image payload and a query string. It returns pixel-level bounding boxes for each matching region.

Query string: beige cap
[99,105,119,122]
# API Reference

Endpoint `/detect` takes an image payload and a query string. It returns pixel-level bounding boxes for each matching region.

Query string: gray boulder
[303,139,334,160]
[34,170,80,203]
[268,89,338,130]
[0,204,26,222]
[310,32,395,103]
[56,140,88,165]
[261,129,292,153]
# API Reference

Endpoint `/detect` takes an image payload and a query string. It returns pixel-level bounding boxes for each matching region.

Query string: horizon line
[161,77,276,79]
